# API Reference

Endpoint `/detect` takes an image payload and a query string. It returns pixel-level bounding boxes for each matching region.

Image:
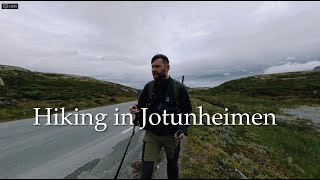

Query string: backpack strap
[172,79,181,107]
[147,80,155,98]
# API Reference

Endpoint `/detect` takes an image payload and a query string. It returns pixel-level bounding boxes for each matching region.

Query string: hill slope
[208,71,319,98]
[183,71,320,179]
[0,65,139,122]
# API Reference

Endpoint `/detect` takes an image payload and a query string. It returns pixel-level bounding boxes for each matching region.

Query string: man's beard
[154,73,166,80]
[153,69,166,80]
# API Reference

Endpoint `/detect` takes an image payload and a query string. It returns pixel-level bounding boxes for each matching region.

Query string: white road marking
[121,127,133,134]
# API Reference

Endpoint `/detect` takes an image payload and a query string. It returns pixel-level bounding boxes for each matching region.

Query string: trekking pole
[114,124,136,179]
[182,75,184,84]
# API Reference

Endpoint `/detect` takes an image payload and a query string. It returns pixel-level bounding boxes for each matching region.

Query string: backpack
[147,78,181,108]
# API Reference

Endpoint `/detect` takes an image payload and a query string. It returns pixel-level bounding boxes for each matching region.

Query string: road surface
[0,101,145,179]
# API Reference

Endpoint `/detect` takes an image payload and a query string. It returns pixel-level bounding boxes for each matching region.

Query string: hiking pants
[141,130,181,179]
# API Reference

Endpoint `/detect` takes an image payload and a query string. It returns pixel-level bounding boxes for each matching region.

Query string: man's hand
[129,105,140,124]
[129,105,140,114]
[174,130,185,140]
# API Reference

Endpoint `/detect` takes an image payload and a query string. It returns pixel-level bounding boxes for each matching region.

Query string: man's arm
[132,82,150,126]
[136,82,150,110]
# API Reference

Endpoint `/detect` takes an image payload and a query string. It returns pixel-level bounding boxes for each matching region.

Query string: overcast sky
[1,1,320,89]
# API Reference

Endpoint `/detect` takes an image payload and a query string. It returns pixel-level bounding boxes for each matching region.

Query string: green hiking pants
[141,130,181,179]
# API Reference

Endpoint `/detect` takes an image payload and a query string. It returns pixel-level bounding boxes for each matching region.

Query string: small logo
[2,3,18,9]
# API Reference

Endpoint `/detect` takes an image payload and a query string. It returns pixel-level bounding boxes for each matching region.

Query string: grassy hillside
[0,65,139,122]
[204,71,320,99]
[181,71,320,179]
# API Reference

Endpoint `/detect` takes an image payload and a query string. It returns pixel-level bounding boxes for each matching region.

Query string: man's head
[151,54,170,80]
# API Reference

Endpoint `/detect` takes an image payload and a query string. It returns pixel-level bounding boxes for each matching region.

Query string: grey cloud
[1,2,320,89]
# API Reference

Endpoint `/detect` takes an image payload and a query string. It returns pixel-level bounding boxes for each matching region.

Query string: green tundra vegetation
[0,66,139,122]
[181,70,320,179]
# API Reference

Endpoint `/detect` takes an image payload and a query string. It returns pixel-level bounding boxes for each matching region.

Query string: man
[129,54,192,179]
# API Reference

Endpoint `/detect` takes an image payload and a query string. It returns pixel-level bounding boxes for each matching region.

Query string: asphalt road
[0,101,145,179]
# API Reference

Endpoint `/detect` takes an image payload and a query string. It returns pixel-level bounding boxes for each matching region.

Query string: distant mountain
[314,66,320,71]
[188,87,211,93]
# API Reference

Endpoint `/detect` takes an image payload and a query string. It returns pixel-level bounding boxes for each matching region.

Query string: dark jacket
[136,76,192,136]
